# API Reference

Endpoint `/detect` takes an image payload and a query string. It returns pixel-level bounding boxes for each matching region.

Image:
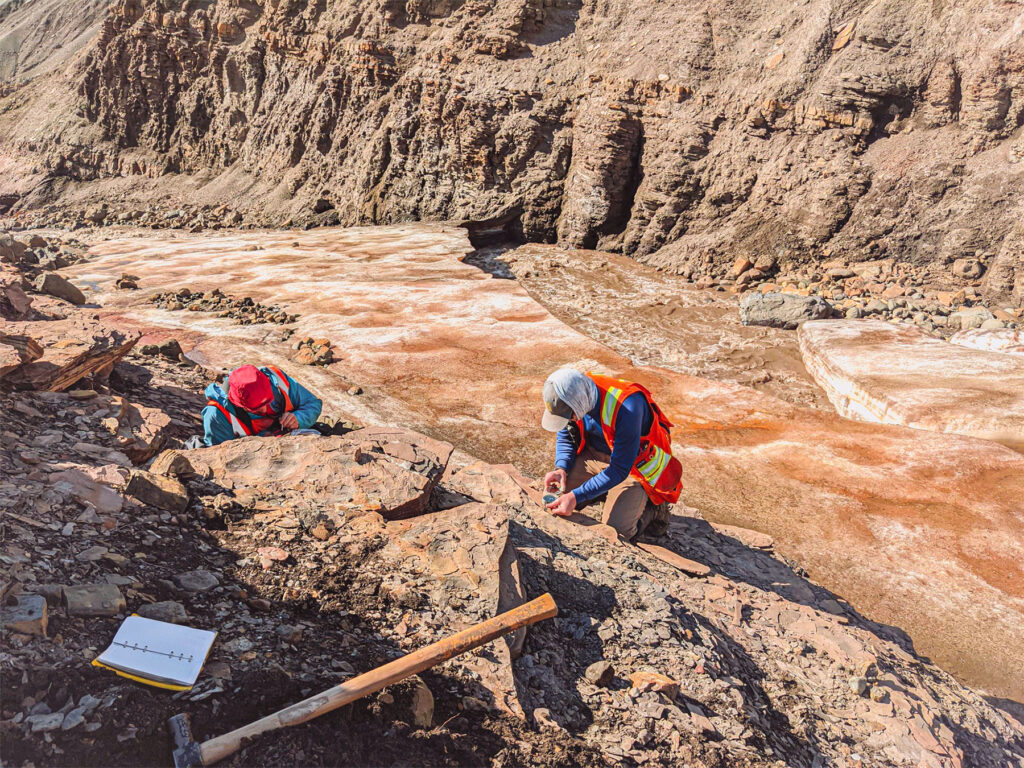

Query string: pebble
[848,676,868,696]
[27,713,65,732]
[136,600,189,624]
[61,708,86,730]
[585,659,615,687]
[173,569,221,592]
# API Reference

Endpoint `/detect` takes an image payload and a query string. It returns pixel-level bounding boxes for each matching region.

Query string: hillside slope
[0,0,1022,305]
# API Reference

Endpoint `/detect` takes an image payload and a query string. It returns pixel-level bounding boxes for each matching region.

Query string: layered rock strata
[1,1,1024,302]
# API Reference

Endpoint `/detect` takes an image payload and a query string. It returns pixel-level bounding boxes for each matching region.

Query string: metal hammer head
[169,713,204,768]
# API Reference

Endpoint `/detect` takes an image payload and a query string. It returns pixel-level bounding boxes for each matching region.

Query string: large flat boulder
[173,428,453,523]
[740,292,832,329]
[798,319,1024,451]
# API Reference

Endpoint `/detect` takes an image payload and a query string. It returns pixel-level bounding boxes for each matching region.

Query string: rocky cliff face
[1,0,1023,304]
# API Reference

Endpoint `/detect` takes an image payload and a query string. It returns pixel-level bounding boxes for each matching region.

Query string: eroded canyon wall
[2,0,1023,303]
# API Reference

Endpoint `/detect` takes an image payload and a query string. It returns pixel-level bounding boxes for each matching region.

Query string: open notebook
[92,615,217,691]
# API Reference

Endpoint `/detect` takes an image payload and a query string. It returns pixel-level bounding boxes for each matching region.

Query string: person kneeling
[203,364,322,446]
[540,368,682,540]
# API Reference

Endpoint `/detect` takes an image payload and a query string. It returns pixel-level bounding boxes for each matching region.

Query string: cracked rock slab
[176,429,452,522]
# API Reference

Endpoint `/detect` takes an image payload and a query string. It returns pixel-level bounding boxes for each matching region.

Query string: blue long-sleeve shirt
[202,367,322,446]
[554,392,653,504]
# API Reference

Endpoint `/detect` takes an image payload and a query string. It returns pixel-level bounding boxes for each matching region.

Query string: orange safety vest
[574,373,683,505]
[206,366,294,439]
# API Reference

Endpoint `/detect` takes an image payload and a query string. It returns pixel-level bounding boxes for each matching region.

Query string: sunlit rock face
[68,224,1024,700]
[798,319,1024,452]
[951,328,1024,358]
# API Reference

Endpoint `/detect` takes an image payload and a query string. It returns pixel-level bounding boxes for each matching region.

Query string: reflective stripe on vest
[636,444,671,487]
[265,366,293,412]
[601,386,622,427]
[207,399,253,439]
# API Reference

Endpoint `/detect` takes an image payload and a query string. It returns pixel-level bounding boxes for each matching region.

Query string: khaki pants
[567,444,653,540]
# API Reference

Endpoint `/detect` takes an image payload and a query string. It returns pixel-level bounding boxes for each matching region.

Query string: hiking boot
[644,502,672,537]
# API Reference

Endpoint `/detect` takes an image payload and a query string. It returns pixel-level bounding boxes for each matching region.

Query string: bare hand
[546,492,577,517]
[543,468,567,493]
[280,412,299,431]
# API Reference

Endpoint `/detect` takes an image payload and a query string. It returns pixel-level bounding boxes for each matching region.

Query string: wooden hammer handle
[199,593,557,765]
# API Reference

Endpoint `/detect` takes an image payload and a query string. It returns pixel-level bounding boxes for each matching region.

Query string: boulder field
[62,223,1024,702]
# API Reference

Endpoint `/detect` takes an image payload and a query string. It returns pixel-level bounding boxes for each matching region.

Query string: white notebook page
[96,615,217,687]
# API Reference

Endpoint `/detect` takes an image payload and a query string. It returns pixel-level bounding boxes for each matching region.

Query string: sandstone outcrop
[68,224,1024,701]
[2,1,1024,296]
[799,319,1024,451]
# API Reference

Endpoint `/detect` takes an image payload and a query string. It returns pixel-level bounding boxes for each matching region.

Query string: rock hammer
[168,592,557,767]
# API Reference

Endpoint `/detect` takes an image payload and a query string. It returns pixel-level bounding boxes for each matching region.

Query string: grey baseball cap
[541,379,575,432]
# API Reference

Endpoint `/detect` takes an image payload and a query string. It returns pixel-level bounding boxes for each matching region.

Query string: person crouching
[541,367,682,539]
[203,364,322,446]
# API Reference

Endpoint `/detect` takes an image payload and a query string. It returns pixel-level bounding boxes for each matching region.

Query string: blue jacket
[554,391,653,504]
[202,367,322,446]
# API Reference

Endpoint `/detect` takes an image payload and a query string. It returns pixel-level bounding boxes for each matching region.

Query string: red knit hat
[227,365,273,411]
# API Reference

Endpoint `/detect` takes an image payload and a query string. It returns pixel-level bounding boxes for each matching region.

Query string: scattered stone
[635,542,711,576]
[50,469,124,515]
[740,292,832,330]
[629,671,680,699]
[115,274,139,290]
[276,624,303,643]
[61,708,87,730]
[292,336,335,366]
[409,676,434,728]
[136,601,189,624]
[585,660,615,687]
[76,545,109,562]
[533,707,560,730]
[151,289,294,326]
[27,713,65,732]
[849,676,868,696]
[159,338,184,361]
[173,570,220,593]
[33,272,86,305]
[64,584,126,617]
[1,594,48,636]
[731,257,753,277]
[949,306,995,331]
[952,258,985,280]
[150,449,194,478]
[125,470,188,512]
